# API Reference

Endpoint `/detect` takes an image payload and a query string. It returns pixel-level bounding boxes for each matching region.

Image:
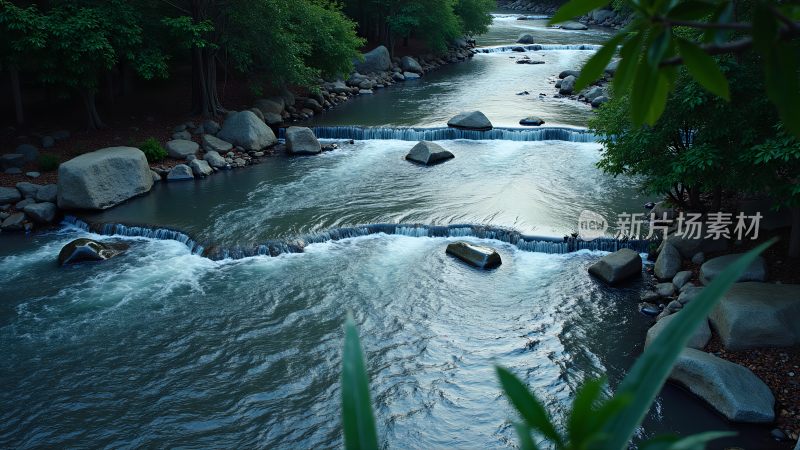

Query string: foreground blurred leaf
[576,33,625,91]
[342,313,379,450]
[496,366,564,447]
[675,38,730,100]
[550,0,610,25]
[600,239,775,449]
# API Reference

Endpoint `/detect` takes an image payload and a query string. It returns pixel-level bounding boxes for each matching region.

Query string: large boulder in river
[709,282,800,351]
[58,147,153,210]
[559,75,576,95]
[517,33,535,44]
[400,56,423,74]
[406,141,454,165]
[285,127,322,155]
[447,111,493,131]
[669,348,774,423]
[700,253,767,285]
[58,238,128,266]
[587,248,642,285]
[446,241,502,269]
[354,45,392,74]
[217,111,277,151]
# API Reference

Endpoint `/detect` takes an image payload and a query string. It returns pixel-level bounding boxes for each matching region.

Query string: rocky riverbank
[496,0,631,29]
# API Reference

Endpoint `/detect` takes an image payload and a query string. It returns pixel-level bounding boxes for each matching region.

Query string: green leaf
[496,366,564,447]
[640,431,735,450]
[666,0,717,20]
[566,378,604,444]
[342,313,379,450]
[550,0,610,25]
[647,29,671,67]
[675,38,729,100]
[575,33,625,92]
[514,423,541,450]
[613,31,645,94]
[600,240,776,450]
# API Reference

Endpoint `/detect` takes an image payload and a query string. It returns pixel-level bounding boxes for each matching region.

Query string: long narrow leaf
[514,423,541,450]
[342,314,379,450]
[600,240,776,450]
[496,366,564,447]
[575,33,625,92]
[675,38,729,100]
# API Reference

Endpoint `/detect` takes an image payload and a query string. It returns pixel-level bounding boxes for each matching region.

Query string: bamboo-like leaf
[613,31,645,94]
[645,71,670,125]
[550,0,610,25]
[567,378,604,445]
[496,366,564,447]
[514,423,541,450]
[575,33,625,92]
[675,38,729,100]
[342,313,379,450]
[600,240,776,450]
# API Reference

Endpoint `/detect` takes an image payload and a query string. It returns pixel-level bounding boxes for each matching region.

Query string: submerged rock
[58,147,153,210]
[405,141,454,165]
[446,241,502,269]
[710,282,800,350]
[285,127,322,155]
[58,238,128,266]
[587,248,642,285]
[447,111,493,131]
[670,348,775,423]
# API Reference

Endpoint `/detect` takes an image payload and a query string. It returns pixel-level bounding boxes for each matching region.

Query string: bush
[38,154,60,172]
[140,137,167,163]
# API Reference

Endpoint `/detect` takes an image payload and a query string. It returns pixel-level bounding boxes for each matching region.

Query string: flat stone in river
[406,141,454,165]
[447,111,493,131]
[587,248,642,285]
[446,242,501,269]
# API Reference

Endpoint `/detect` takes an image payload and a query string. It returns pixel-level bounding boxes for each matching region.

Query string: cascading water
[62,216,650,261]
[280,126,597,142]
[476,44,602,53]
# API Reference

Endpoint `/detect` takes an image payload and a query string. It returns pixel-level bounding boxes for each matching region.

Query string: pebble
[25,172,40,178]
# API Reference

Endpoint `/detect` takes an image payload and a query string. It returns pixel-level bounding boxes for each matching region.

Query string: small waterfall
[61,217,649,260]
[62,216,206,255]
[476,44,601,54]
[283,126,597,143]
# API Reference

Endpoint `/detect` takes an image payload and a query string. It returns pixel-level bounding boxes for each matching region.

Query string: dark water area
[0,11,788,450]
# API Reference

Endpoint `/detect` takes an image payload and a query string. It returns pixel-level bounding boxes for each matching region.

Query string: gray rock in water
[218,111,277,151]
[57,238,128,266]
[203,151,228,169]
[656,282,676,298]
[355,45,392,74]
[189,159,213,177]
[446,241,502,269]
[166,139,199,159]
[670,348,774,422]
[202,134,233,153]
[0,187,22,205]
[519,117,545,126]
[35,184,57,203]
[15,182,40,198]
[710,282,800,350]
[392,72,405,82]
[285,127,322,155]
[1,212,26,231]
[167,164,194,181]
[655,242,682,280]
[583,86,604,102]
[605,59,619,76]
[406,141,454,165]
[587,248,642,285]
[678,285,703,305]
[58,147,153,210]
[559,75,576,94]
[517,33,535,44]
[591,96,609,108]
[0,153,25,170]
[400,56,422,73]
[447,111,493,131]
[672,270,693,289]
[645,312,710,350]
[560,21,588,30]
[403,72,421,80]
[23,202,57,223]
[16,144,39,163]
[559,70,581,79]
[700,254,767,285]
[639,302,661,316]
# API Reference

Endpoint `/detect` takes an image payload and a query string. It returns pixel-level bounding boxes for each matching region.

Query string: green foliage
[454,0,495,35]
[551,0,800,136]
[341,244,774,449]
[139,137,167,163]
[37,154,60,172]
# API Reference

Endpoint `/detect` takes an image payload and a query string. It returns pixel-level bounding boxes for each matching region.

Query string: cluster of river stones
[588,209,800,434]
[498,0,630,29]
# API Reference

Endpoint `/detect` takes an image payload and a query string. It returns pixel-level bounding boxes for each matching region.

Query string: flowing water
[0,13,784,450]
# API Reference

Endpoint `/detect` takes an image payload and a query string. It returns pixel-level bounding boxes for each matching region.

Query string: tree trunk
[191,47,223,118]
[790,205,800,259]
[9,65,24,126]
[688,187,702,211]
[80,89,105,130]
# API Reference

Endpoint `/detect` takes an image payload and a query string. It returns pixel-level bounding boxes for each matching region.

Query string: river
[0,13,783,449]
